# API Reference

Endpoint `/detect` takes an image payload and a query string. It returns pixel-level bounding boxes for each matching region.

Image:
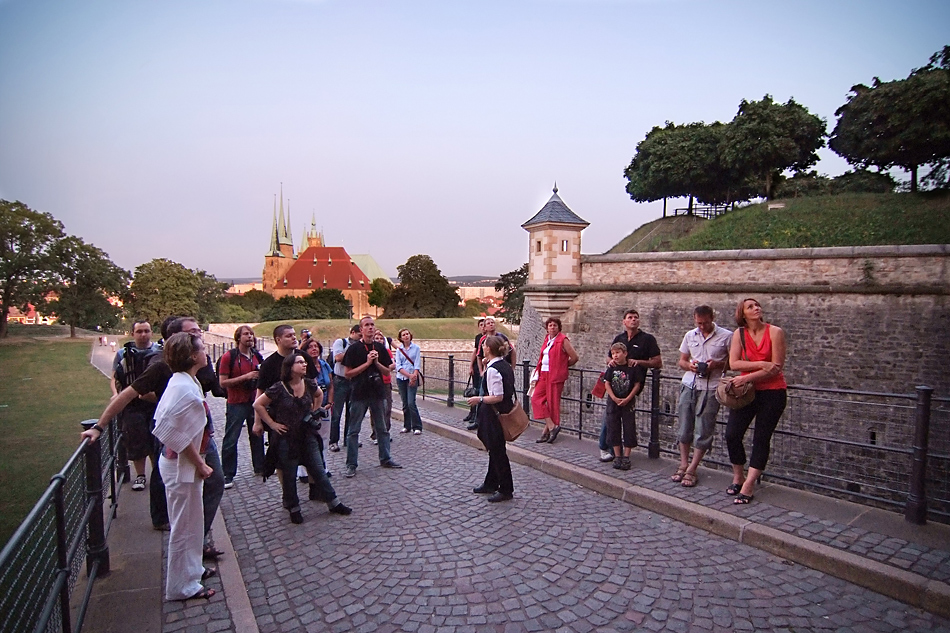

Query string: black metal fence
[0,421,121,633]
[418,354,949,525]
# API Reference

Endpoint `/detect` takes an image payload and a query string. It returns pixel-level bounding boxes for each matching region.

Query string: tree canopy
[383,255,461,318]
[830,46,950,192]
[44,236,130,337]
[367,278,394,316]
[125,258,228,325]
[495,264,527,325]
[260,289,351,321]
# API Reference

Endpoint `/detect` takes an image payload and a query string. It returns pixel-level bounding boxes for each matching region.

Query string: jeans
[330,375,352,446]
[372,384,393,439]
[222,402,264,479]
[599,412,610,452]
[346,397,392,469]
[150,437,224,543]
[397,379,422,431]
[277,432,339,512]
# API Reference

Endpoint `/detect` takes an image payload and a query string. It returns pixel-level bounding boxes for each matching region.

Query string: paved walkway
[83,343,950,632]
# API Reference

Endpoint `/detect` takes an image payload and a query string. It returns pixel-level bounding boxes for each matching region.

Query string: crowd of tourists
[81,298,784,602]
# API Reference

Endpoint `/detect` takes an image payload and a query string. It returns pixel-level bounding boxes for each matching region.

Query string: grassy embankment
[609,192,950,253]
[251,318,511,341]
[0,337,111,547]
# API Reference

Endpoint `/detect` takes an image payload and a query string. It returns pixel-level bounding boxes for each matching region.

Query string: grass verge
[252,318,512,341]
[0,339,111,547]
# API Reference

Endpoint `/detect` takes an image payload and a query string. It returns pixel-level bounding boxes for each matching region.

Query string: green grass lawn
[252,318,512,341]
[669,192,950,251]
[0,339,111,547]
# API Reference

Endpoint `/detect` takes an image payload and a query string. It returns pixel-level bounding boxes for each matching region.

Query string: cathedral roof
[277,246,372,291]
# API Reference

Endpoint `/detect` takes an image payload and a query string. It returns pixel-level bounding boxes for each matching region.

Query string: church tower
[262,185,297,293]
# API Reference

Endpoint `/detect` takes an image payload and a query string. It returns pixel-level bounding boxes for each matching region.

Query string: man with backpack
[328,324,362,452]
[218,325,264,489]
[112,320,161,490]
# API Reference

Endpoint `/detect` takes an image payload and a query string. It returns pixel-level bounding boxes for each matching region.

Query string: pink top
[741,325,787,391]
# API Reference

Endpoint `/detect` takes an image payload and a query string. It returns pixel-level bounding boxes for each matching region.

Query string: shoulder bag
[591,371,607,399]
[715,328,755,410]
[495,402,530,442]
[463,374,478,398]
[397,346,424,386]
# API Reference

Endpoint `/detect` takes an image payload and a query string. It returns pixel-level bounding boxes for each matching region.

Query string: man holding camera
[218,325,263,488]
[673,305,732,488]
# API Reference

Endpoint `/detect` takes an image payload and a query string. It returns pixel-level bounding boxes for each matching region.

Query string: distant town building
[7,303,55,325]
[260,186,387,317]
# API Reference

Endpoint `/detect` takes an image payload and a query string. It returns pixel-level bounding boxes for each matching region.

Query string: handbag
[495,402,530,442]
[715,328,755,409]
[591,372,606,399]
[526,368,540,397]
[463,375,478,399]
[715,377,755,409]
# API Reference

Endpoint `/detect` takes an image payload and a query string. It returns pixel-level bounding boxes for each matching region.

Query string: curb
[418,414,950,620]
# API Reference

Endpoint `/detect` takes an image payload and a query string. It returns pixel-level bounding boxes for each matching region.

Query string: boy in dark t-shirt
[604,343,644,471]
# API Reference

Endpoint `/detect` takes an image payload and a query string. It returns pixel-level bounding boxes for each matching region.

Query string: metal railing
[0,421,122,633]
[418,355,949,525]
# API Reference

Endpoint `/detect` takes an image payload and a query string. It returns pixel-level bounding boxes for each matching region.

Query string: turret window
[536,240,542,253]
[561,240,569,252]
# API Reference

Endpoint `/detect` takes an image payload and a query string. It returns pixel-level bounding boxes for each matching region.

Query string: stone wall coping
[583,243,950,263]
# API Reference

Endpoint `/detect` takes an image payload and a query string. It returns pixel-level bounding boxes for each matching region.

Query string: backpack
[115,342,160,390]
[216,347,264,397]
[329,337,349,366]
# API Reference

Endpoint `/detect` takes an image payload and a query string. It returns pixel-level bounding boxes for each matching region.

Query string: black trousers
[725,389,787,471]
[475,407,513,495]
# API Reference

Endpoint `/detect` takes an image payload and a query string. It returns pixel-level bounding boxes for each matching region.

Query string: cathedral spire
[267,194,280,256]
[277,183,287,242]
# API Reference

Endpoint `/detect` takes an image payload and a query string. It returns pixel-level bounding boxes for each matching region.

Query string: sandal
[726,483,742,496]
[202,546,224,559]
[201,567,217,581]
[182,587,215,601]
[671,468,687,483]
[681,472,698,488]
[734,493,754,505]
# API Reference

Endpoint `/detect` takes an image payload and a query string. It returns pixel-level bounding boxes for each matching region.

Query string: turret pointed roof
[267,195,282,256]
[521,184,589,229]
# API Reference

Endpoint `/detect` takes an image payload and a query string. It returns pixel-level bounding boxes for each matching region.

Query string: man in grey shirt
[328,324,362,451]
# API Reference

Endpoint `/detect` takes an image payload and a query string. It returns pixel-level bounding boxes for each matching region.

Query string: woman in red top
[532,318,579,444]
[724,298,787,505]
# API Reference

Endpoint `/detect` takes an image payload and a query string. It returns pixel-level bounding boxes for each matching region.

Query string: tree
[125,258,227,325]
[462,298,490,317]
[495,264,527,325]
[367,278,394,317]
[384,255,461,318]
[260,289,351,321]
[722,95,826,199]
[0,200,65,338]
[43,236,130,337]
[829,46,950,192]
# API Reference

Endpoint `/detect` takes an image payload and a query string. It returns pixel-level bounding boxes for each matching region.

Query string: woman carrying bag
[466,335,516,503]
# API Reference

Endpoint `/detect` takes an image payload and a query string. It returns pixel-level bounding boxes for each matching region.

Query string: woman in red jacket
[532,318,579,444]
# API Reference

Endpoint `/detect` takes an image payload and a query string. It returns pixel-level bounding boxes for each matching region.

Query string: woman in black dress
[466,335,516,503]
[254,354,352,523]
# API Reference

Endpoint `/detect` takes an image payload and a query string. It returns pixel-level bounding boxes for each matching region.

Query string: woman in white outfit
[153,332,216,601]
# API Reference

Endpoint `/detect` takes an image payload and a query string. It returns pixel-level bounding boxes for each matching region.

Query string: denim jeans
[330,375,352,445]
[277,432,339,512]
[397,379,422,431]
[222,402,264,479]
[346,397,391,469]
[150,437,224,542]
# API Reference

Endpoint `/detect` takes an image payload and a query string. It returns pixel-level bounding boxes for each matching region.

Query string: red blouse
[741,325,787,390]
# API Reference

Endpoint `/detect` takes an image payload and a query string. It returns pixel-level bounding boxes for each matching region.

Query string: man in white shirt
[673,305,732,488]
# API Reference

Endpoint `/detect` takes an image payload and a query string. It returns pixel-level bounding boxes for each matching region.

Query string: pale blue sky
[0,0,946,279]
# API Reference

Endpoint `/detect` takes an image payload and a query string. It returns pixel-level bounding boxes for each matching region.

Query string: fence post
[81,420,110,575]
[52,474,72,633]
[575,368,583,438]
[522,360,531,414]
[904,385,933,525]
[447,355,455,407]
[648,368,661,459]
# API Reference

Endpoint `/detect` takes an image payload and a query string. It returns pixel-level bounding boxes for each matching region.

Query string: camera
[301,410,322,432]
[695,362,708,377]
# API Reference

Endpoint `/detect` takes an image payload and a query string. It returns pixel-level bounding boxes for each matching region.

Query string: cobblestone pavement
[168,396,950,633]
[417,400,950,585]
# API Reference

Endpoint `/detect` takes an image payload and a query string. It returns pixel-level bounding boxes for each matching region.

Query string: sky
[0,0,947,281]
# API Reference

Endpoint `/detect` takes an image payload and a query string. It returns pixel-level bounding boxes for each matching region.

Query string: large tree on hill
[625,122,755,210]
[384,255,461,318]
[0,200,65,338]
[125,258,227,325]
[830,46,950,193]
[495,264,527,325]
[722,95,826,200]
[44,236,130,337]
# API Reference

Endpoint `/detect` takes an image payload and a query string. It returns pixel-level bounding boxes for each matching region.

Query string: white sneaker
[372,438,378,445]
[599,450,615,462]
[413,430,421,435]
[399,428,409,433]
[223,479,234,490]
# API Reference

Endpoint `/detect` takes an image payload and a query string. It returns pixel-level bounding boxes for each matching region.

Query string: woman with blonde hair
[724,298,787,505]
